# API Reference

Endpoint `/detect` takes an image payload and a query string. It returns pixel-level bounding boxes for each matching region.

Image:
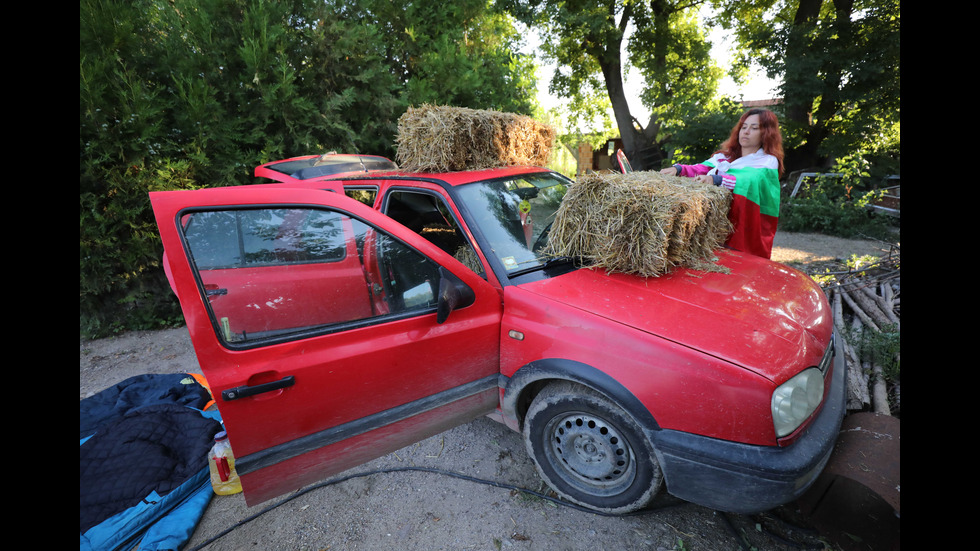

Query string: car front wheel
[523,382,663,514]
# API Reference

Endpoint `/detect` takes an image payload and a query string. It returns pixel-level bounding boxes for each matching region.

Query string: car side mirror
[436,266,475,324]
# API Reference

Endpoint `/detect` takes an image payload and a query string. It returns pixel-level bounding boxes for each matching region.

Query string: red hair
[717,109,784,175]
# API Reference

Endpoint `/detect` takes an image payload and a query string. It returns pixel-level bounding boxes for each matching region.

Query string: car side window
[183,209,346,269]
[180,206,441,345]
[384,190,483,275]
[344,186,378,207]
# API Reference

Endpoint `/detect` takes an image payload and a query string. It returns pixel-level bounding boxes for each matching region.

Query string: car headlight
[771,367,824,438]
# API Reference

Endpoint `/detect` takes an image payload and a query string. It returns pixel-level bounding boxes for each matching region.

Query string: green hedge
[80,0,537,337]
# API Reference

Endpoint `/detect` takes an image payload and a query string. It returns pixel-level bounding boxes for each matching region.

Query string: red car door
[150,186,502,505]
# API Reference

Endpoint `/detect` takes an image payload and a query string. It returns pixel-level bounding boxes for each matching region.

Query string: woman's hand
[694,175,714,185]
[659,167,677,175]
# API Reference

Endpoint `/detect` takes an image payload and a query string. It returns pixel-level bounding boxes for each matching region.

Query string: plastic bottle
[208,431,242,495]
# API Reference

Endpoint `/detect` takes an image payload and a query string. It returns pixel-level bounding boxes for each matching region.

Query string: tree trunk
[782,0,856,172]
[594,1,650,169]
[599,56,641,163]
[783,0,824,127]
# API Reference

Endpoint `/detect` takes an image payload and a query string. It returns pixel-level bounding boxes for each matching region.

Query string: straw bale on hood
[395,105,556,172]
[546,171,733,277]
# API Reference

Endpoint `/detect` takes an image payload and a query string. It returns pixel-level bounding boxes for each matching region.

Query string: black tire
[523,381,663,514]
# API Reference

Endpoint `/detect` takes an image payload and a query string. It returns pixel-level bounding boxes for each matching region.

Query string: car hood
[517,251,833,382]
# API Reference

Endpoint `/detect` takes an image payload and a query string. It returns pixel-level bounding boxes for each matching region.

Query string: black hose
[185,467,826,551]
[185,466,686,550]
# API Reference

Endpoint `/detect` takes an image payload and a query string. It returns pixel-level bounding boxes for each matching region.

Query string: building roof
[741,98,783,108]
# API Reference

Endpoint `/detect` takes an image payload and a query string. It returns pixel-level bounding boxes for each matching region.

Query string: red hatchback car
[150,165,845,515]
[253,152,399,185]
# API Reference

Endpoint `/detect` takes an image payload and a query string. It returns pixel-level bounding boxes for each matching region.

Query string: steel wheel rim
[544,411,636,495]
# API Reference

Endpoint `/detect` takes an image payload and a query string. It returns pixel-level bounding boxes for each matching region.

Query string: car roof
[253,153,559,192]
[340,165,556,186]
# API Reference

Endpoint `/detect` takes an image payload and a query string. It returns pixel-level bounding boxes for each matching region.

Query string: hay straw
[546,171,733,277]
[395,105,556,172]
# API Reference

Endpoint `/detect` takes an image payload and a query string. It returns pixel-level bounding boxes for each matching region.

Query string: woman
[662,108,784,259]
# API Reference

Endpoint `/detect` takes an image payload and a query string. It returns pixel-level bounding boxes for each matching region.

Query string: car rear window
[266,156,397,180]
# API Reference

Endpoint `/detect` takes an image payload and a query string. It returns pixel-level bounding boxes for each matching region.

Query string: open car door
[150,186,502,505]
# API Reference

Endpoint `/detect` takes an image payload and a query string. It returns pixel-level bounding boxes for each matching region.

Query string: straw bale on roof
[395,105,556,172]
[546,171,733,277]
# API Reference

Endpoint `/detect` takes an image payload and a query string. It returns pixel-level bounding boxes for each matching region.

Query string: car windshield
[455,172,571,276]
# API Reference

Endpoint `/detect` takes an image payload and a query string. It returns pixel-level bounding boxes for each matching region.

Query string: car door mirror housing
[436,267,475,324]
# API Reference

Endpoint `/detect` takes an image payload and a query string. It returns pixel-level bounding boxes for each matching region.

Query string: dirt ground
[80,231,897,551]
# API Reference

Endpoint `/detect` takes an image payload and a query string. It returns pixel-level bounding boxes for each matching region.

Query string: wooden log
[850,284,894,328]
[833,290,861,366]
[840,288,880,332]
[861,284,900,327]
[833,289,870,410]
[848,316,871,410]
[842,295,891,415]
[832,288,842,327]
[871,360,891,416]
[881,280,894,306]
[847,354,871,410]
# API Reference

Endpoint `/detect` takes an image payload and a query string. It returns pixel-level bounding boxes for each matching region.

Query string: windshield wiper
[507,256,574,278]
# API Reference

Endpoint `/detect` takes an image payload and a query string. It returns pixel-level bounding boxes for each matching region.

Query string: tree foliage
[507,0,898,177]
[709,0,900,171]
[80,0,537,337]
[658,97,744,166]
[504,0,723,170]
[361,0,538,112]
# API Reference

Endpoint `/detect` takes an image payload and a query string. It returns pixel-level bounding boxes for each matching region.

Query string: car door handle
[221,375,295,401]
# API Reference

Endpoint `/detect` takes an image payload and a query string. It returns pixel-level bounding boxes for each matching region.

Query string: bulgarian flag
[678,149,781,259]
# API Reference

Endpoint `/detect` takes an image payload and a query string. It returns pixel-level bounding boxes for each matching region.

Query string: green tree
[80,0,186,336]
[359,0,539,114]
[504,0,722,170]
[709,0,900,172]
[80,0,539,337]
[658,97,744,165]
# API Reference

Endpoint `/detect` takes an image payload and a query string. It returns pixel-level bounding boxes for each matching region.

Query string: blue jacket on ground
[80,373,221,551]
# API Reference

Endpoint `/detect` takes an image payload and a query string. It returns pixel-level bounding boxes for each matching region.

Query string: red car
[254,152,398,185]
[150,165,844,515]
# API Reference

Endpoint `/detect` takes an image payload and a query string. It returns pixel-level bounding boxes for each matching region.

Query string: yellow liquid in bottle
[208,443,242,495]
